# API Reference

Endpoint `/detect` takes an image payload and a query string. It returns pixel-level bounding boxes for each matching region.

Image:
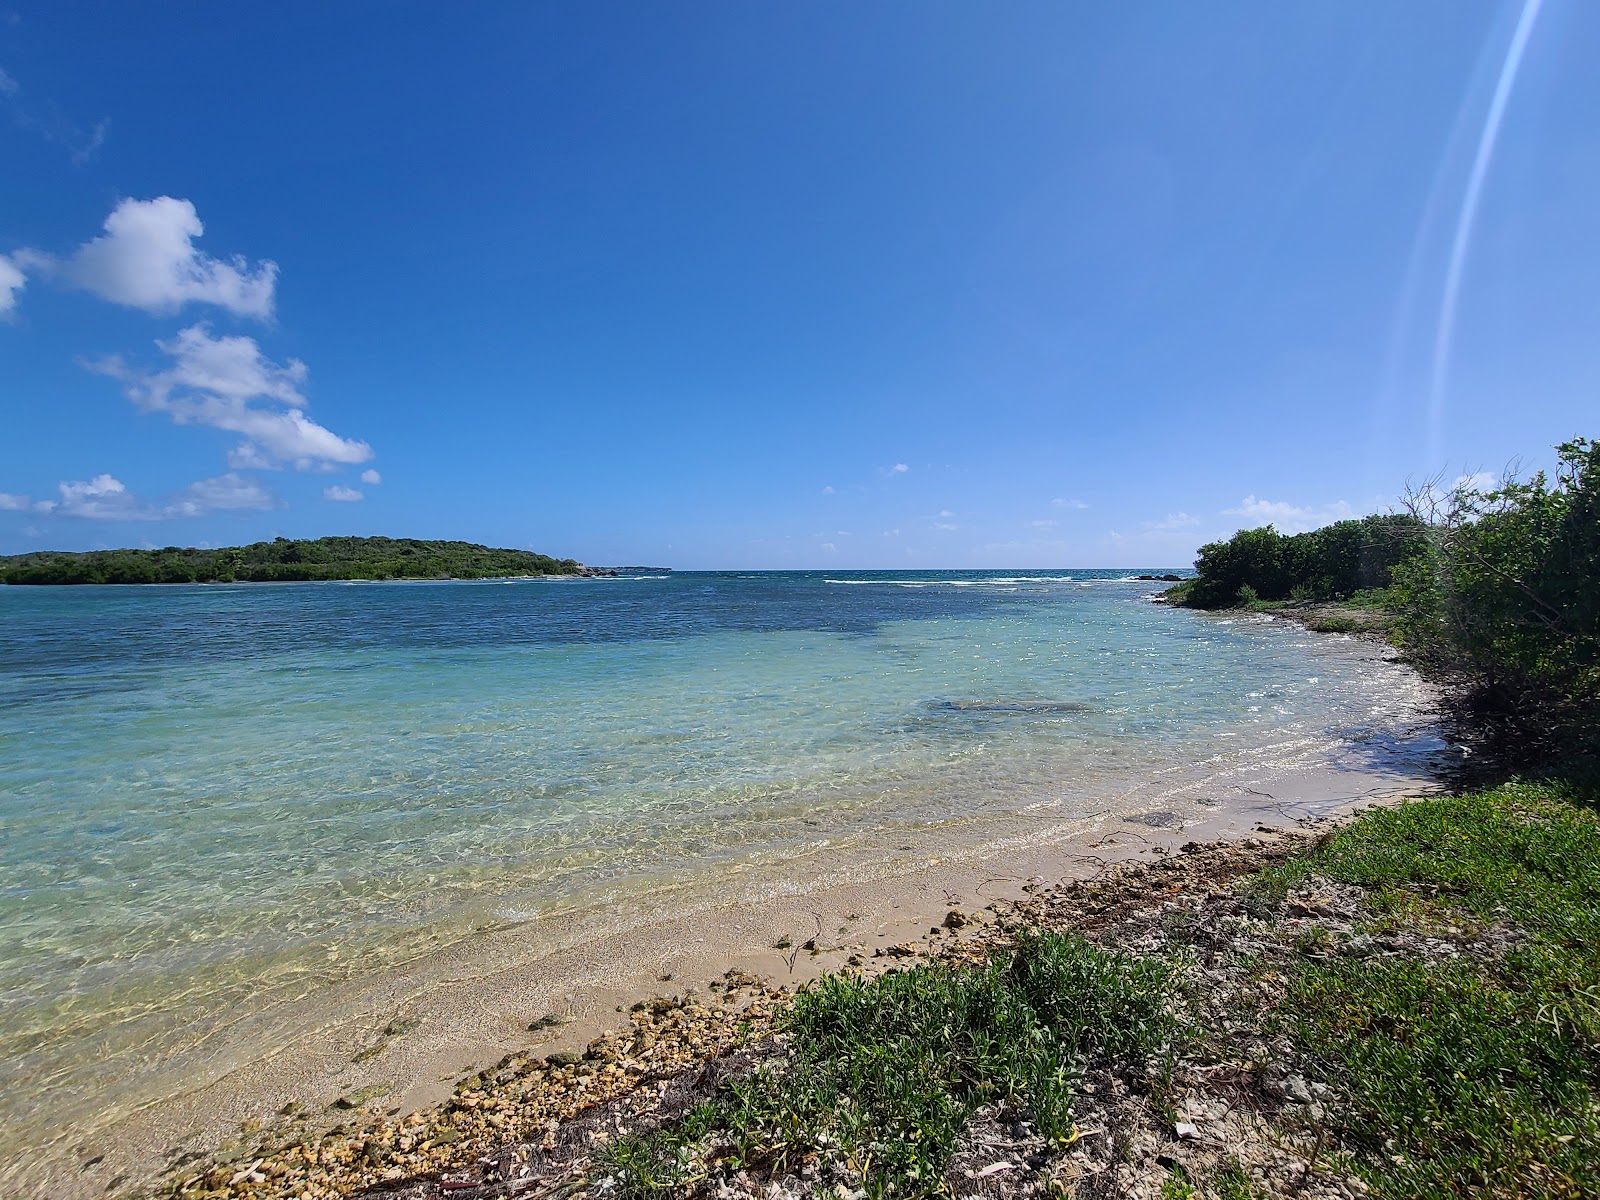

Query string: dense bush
[1182,514,1427,609]
[0,536,583,585]
[1393,438,1599,773]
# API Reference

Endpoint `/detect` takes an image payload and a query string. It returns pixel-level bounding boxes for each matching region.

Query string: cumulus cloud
[887,463,909,475]
[821,485,835,495]
[360,468,382,485]
[0,254,24,315]
[46,474,147,519]
[29,197,276,317]
[323,485,363,502]
[16,471,278,520]
[0,491,32,510]
[1224,496,1355,534]
[93,324,373,468]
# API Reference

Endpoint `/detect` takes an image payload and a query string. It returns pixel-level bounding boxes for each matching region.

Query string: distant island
[0,536,616,585]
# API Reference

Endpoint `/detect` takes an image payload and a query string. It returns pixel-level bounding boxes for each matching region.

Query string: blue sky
[1,1,1595,569]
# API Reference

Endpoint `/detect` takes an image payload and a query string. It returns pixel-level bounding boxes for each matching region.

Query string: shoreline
[7,758,1440,1200]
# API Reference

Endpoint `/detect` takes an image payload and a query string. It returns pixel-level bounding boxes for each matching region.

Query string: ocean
[0,570,1441,1163]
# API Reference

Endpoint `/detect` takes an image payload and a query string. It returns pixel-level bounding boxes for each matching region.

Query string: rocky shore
[145,813,1398,1200]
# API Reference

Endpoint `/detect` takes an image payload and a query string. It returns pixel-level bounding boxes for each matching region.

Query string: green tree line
[1171,512,1429,609]
[1170,437,1599,775]
[0,536,584,585]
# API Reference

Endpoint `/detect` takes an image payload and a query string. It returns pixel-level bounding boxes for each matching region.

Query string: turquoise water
[0,570,1438,1148]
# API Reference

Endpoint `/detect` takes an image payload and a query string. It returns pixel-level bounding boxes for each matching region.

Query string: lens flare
[1427,0,1544,467]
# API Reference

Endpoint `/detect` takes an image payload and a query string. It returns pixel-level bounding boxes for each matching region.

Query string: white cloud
[165,473,276,517]
[888,463,909,475]
[1454,471,1498,493]
[932,522,957,531]
[360,468,382,485]
[323,485,363,502]
[94,324,373,468]
[0,491,32,510]
[1143,512,1199,532]
[1030,519,1057,529]
[0,68,17,96]
[820,542,836,553]
[1052,497,1089,510]
[46,474,149,519]
[821,485,835,495]
[1224,496,1355,534]
[0,254,24,315]
[34,197,276,317]
[227,442,276,470]
[32,471,278,520]
[937,509,955,518]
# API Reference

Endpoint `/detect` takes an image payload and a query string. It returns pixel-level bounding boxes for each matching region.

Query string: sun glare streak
[1427,0,1545,467]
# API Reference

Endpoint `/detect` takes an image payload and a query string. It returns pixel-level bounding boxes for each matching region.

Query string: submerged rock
[930,699,1092,715]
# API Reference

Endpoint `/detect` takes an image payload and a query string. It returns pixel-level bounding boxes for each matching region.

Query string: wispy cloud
[1030,518,1057,529]
[886,463,909,475]
[1454,470,1499,493]
[820,484,835,495]
[323,485,363,502]
[1224,496,1355,534]
[0,65,108,163]
[92,324,373,469]
[1051,497,1089,510]
[0,254,23,316]
[1142,512,1199,532]
[21,197,275,317]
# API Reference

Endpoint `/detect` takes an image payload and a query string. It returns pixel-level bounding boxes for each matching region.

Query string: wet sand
[7,754,1442,1200]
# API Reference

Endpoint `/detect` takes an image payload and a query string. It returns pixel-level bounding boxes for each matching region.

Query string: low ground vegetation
[571,783,1599,1200]
[173,783,1593,1200]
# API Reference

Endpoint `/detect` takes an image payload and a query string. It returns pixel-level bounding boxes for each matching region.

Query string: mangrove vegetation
[0,536,584,585]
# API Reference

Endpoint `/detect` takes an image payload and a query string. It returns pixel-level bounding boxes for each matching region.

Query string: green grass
[596,785,1600,1200]
[1257,784,1600,1198]
[596,932,1189,1199]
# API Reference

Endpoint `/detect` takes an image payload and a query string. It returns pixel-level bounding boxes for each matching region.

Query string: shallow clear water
[0,570,1438,1147]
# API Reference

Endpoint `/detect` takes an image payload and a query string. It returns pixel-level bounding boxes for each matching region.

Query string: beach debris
[943,908,969,929]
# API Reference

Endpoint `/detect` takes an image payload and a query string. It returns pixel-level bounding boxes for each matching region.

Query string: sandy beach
[10,749,1442,1200]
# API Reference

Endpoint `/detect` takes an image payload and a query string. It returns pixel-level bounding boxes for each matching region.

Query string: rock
[943,909,969,929]
[1284,1073,1314,1105]
[1340,934,1378,958]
